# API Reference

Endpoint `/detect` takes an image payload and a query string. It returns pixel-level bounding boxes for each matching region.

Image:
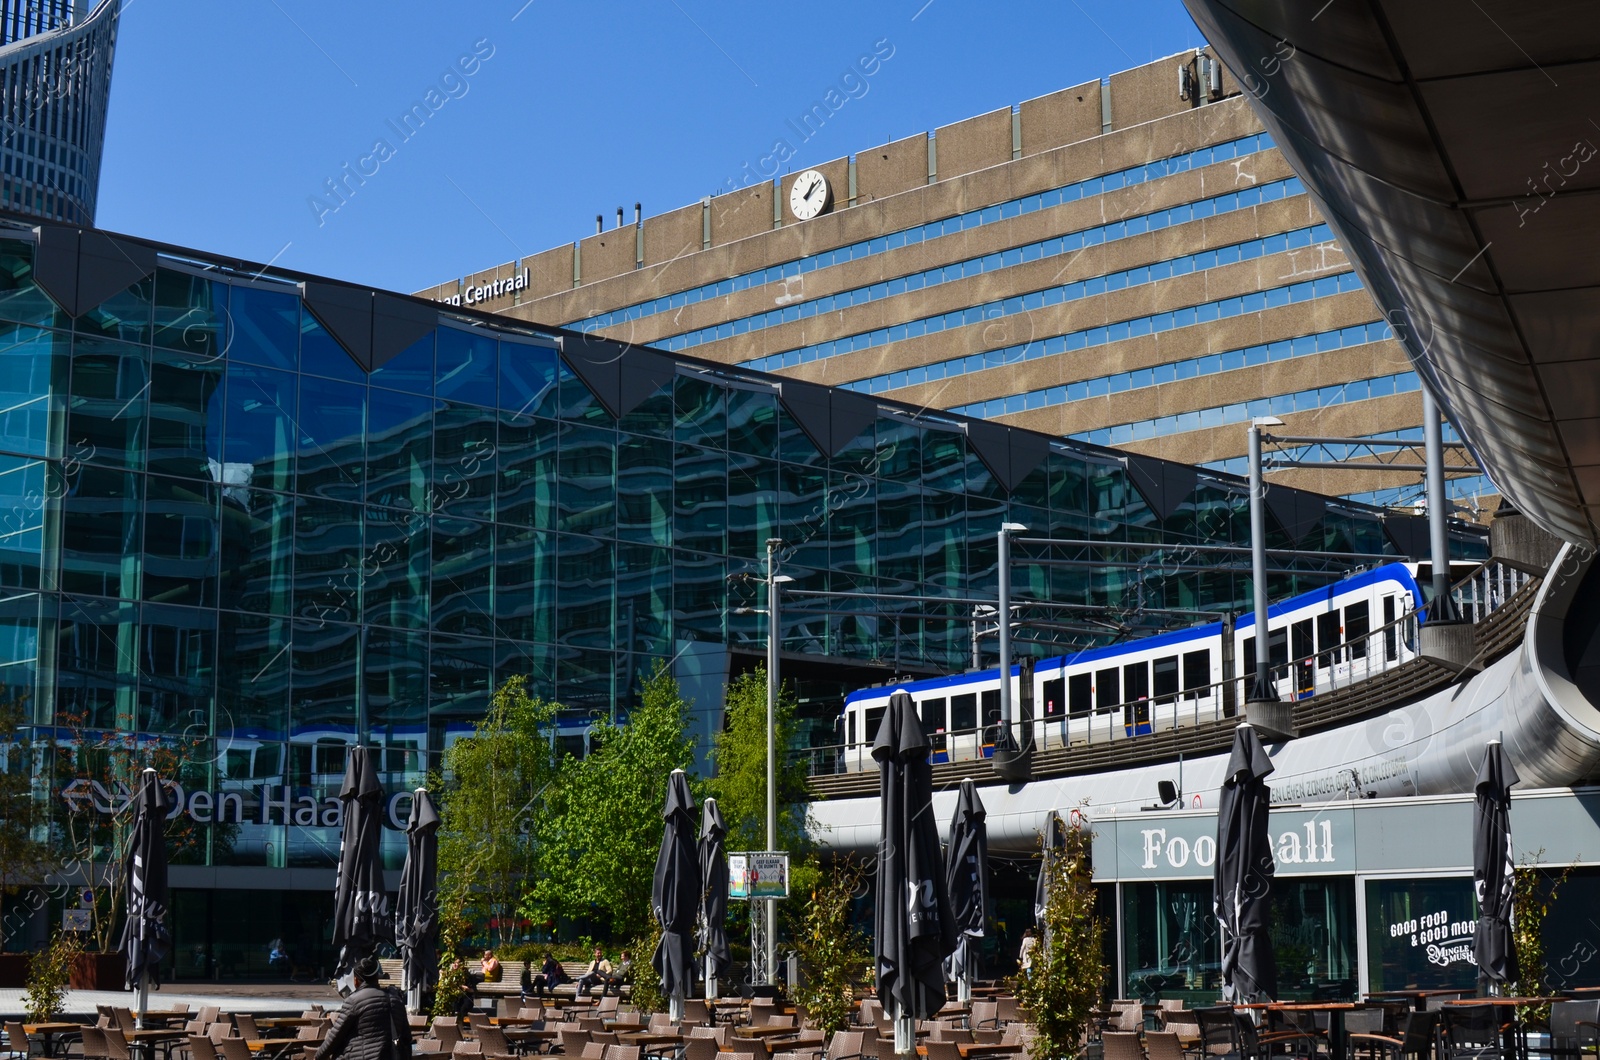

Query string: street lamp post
[763,538,791,985]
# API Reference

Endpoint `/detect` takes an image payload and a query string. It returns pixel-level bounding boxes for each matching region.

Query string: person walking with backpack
[317,956,412,1060]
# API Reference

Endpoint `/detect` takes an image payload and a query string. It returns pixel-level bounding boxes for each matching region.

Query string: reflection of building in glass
[0,0,120,223]
[0,218,1483,882]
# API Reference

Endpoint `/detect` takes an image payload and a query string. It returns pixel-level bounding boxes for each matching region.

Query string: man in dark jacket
[317,956,411,1060]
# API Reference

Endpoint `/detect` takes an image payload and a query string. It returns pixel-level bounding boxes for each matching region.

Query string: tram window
[1042,678,1064,718]
[1243,636,1256,677]
[1069,673,1092,716]
[1269,626,1288,667]
[865,706,885,744]
[1346,600,1370,659]
[981,689,1000,727]
[1123,662,1149,702]
[1383,596,1397,661]
[1183,649,1210,698]
[919,698,946,752]
[951,693,977,732]
[1291,620,1313,665]
[846,713,855,747]
[1153,656,1179,703]
[1095,668,1120,712]
[1316,611,1341,667]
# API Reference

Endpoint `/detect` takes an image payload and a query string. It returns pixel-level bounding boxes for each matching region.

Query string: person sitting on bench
[574,947,611,996]
[526,952,568,998]
[601,951,633,997]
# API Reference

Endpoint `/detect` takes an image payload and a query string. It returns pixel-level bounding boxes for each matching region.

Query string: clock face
[789,169,831,220]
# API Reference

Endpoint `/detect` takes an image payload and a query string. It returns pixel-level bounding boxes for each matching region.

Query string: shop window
[1364,876,1477,994]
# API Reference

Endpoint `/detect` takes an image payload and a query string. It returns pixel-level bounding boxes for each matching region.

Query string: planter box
[69,952,126,990]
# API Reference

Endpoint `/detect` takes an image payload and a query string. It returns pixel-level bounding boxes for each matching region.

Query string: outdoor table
[1366,989,1471,1010]
[955,1045,1024,1059]
[25,1023,83,1058]
[735,1027,805,1039]
[137,1013,191,1028]
[256,1019,325,1030]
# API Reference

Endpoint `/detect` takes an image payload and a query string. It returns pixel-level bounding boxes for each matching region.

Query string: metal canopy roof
[1183,0,1600,546]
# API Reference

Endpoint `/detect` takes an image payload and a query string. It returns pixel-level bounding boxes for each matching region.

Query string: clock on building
[788,169,831,220]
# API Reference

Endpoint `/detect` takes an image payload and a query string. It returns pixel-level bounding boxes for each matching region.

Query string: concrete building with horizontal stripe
[419,50,1489,516]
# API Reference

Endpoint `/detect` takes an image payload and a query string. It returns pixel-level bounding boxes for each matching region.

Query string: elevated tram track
[808,543,1600,853]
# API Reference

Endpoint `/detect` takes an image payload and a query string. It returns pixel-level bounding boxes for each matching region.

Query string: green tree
[526,663,696,939]
[706,668,811,856]
[0,697,56,951]
[437,676,562,946]
[793,856,872,1035]
[1017,822,1104,1060]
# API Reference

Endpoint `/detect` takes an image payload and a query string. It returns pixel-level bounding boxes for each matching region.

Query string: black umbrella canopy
[120,769,172,991]
[333,747,391,989]
[944,779,989,985]
[698,797,732,979]
[1214,724,1277,1003]
[396,788,441,1001]
[652,769,700,1002]
[873,691,957,1023]
[1473,741,1520,991]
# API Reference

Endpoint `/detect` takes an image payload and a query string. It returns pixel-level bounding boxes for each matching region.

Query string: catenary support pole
[1424,389,1461,622]
[1248,421,1277,702]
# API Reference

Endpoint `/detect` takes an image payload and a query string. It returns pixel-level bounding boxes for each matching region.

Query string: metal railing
[794,560,1533,776]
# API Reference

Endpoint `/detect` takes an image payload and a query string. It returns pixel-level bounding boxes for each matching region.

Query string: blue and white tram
[837,562,1426,771]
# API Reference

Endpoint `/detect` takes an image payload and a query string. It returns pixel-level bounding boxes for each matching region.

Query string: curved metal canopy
[1182,0,1600,546]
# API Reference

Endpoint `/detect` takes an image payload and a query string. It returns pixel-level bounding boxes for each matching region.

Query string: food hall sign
[1098,806,1356,879]
[59,779,418,830]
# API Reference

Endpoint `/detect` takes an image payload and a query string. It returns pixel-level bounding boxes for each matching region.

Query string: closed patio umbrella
[1033,809,1064,944]
[874,691,957,1055]
[944,778,989,1004]
[396,787,440,1014]
[653,768,699,1021]
[1214,723,1276,1003]
[1473,740,1519,993]
[120,768,171,1027]
[699,796,732,999]
[332,746,390,996]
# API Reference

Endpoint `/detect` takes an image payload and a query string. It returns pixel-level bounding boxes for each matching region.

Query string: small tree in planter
[1017,821,1103,1060]
[25,928,82,1022]
[793,857,872,1036]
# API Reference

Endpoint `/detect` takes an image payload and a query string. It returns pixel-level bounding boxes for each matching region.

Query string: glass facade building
[0,218,1474,890]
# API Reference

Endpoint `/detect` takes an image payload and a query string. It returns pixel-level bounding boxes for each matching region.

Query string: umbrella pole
[894,1014,915,1057]
[705,952,716,1002]
[136,968,149,1029]
[670,991,685,1023]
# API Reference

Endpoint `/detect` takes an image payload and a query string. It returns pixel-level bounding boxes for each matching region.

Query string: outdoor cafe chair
[595,1000,619,1019]
[765,1017,797,1030]
[232,1019,259,1043]
[198,1014,223,1032]
[475,1026,516,1060]
[1438,1007,1506,1060]
[972,1030,1002,1046]
[994,999,1022,1027]
[922,1041,964,1060]
[2,1024,31,1060]
[1349,1010,1439,1060]
[1546,1001,1600,1060]
[1104,1032,1147,1060]
[217,1039,255,1060]
[601,1047,639,1060]
[680,1002,710,1029]
[969,1004,998,1032]
[556,1030,588,1055]
[1143,1031,1185,1060]
[186,1037,219,1060]
[100,1029,132,1060]
[682,1038,720,1060]
[80,1029,108,1060]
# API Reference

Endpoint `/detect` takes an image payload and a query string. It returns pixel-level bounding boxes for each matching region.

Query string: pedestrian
[1017,927,1038,978]
[315,955,410,1060]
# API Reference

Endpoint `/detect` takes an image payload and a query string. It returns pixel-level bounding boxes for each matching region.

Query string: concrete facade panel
[935,106,1014,180]
[856,133,929,202]
[1019,81,1103,155]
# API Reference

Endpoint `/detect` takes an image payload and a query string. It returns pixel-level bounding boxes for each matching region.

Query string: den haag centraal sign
[1096,806,1356,880]
[58,778,419,830]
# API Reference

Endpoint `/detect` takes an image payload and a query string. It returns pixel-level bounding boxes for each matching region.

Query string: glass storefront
[1364,876,1478,993]
[0,224,1437,871]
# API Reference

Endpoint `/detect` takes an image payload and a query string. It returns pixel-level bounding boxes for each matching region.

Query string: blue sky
[97,1,1202,297]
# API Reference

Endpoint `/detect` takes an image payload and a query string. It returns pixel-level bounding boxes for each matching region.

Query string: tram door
[1291,619,1315,698]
